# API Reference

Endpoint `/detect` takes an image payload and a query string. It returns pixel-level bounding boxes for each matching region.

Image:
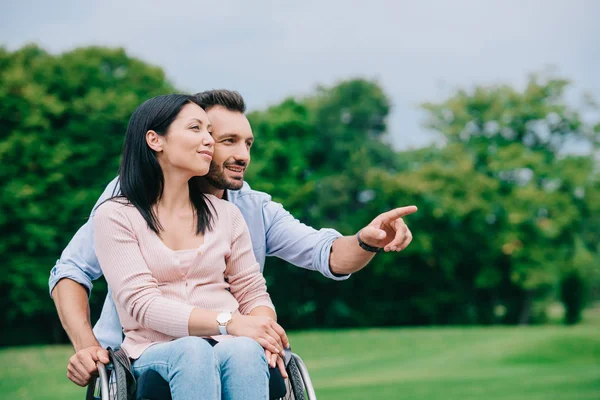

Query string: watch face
[217,312,231,325]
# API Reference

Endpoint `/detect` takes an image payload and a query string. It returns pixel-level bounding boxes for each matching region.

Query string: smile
[226,166,245,173]
[198,151,213,158]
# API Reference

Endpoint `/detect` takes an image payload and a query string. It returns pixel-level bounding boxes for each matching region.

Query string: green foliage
[1,44,598,344]
[419,73,599,323]
[0,44,175,342]
[248,74,599,329]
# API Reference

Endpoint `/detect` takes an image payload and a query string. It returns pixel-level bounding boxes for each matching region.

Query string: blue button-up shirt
[48,177,347,349]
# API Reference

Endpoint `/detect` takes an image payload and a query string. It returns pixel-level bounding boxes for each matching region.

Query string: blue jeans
[131,336,269,400]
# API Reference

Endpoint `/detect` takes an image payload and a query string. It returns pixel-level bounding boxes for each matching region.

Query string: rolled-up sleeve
[264,201,350,281]
[48,220,100,297]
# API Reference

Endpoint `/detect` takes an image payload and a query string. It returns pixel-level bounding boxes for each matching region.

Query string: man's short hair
[194,90,246,113]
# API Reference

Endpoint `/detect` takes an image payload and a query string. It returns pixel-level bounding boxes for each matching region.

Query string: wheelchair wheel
[284,355,306,400]
[86,362,112,400]
[86,351,132,400]
[280,353,317,400]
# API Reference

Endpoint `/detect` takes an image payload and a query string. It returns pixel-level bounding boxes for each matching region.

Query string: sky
[2,0,599,150]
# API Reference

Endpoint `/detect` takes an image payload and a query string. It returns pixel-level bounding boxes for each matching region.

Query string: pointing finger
[379,206,418,222]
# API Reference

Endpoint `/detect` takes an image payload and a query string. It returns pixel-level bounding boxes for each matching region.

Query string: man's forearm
[52,279,99,351]
[329,235,376,275]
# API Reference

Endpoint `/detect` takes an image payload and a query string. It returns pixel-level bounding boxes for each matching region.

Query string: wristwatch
[357,230,382,253]
[216,311,232,335]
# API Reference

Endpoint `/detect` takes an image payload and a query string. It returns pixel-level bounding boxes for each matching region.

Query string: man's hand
[265,349,288,379]
[67,345,110,387]
[359,206,417,252]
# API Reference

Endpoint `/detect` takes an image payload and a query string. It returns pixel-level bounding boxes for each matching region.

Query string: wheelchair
[86,346,317,400]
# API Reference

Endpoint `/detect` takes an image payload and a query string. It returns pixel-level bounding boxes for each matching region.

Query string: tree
[247,74,598,328]
[421,73,599,324]
[0,44,175,344]
[2,43,598,345]
[247,79,401,329]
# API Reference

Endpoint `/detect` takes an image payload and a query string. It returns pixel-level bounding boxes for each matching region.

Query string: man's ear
[146,130,164,152]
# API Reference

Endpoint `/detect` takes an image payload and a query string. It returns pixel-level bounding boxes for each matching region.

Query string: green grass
[1,308,599,400]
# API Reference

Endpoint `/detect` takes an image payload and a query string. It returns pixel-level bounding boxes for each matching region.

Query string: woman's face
[153,102,215,177]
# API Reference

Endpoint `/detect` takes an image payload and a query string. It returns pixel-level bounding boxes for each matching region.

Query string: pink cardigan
[93,195,274,359]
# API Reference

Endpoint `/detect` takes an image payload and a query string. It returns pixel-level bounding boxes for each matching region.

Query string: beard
[204,160,245,191]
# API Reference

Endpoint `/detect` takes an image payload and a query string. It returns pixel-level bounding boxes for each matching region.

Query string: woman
[93,94,287,399]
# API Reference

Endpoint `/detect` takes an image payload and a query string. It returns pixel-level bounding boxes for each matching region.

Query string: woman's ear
[146,130,164,152]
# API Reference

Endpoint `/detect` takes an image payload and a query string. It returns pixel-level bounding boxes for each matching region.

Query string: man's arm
[328,236,377,275]
[50,218,107,387]
[53,279,110,386]
[53,279,99,351]
[263,201,417,277]
[263,201,348,280]
[50,217,104,358]
[49,177,119,386]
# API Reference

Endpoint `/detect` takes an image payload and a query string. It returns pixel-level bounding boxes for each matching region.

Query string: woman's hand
[265,349,288,379]
[227,315,289,357]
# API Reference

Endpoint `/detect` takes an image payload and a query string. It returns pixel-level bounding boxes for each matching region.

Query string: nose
[233,144,250,164]
[203,132,215,147]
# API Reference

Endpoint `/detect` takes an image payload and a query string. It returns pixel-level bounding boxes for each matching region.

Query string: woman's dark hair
[114,94,214,235]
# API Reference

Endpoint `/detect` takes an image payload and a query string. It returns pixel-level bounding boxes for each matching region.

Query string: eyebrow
[189,118,204,126]
[219,132,254,141]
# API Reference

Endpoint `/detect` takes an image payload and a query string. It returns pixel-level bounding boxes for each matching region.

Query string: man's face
[205,106,254,190]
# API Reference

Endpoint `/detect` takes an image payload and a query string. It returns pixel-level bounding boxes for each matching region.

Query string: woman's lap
[131,337,216,376]
[131,336,269,400]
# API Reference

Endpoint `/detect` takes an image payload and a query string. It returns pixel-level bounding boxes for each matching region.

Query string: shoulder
[205,193,233,211]
[103,176,120,196]
[93,198,135,221]
[204,194,248,240]
[205,193,243,220]
[227,182,273,208]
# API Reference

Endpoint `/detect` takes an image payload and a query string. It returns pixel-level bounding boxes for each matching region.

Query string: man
[50,89,416,387]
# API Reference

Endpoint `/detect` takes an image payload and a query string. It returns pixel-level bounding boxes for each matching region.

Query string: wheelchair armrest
[282,347,293,367]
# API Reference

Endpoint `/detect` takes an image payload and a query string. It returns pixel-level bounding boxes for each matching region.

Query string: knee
[171,337,215,364]
[220,337,266,366]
